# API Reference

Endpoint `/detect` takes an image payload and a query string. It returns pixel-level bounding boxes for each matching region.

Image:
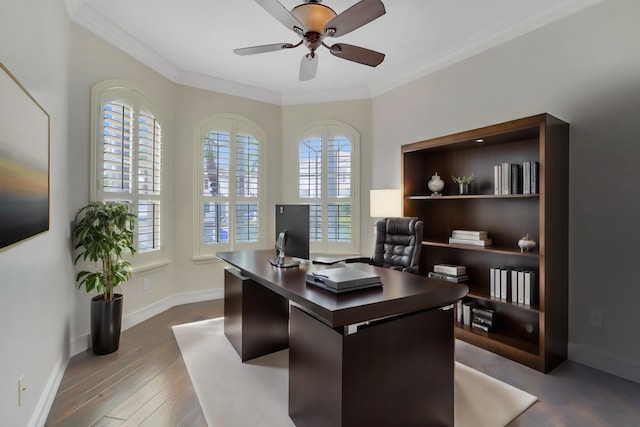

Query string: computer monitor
[270,204,309,268]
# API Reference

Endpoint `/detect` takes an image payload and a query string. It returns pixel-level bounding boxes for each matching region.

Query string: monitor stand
[269,249,300,268]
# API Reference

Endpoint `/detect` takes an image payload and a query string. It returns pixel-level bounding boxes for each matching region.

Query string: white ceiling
[66,0,600,105]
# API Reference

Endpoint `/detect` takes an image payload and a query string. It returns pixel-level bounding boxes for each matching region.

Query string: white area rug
[173,318,537,427]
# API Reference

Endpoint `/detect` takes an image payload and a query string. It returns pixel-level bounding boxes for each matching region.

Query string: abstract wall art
[0,63,50,249]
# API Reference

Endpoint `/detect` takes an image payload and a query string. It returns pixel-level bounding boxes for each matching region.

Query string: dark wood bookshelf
[402,113,569,373]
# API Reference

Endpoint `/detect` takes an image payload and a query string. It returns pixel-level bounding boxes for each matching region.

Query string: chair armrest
[344,256,372,264]
[402,265,419,274]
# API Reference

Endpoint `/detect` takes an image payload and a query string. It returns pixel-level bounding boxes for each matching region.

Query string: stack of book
[428,264,468,283]
[471,306,494,332]
[448,229,492,247]
[493,161,539,195]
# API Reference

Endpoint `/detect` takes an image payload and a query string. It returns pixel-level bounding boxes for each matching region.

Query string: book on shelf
[472,321,491,332]
[472,314,493,327]
[472,306,494,319]
[451,230,488,240]
[462,301,473,326]
[456,300,463,323]
[510,164,522,194]
[433,263,467,276]
[490,268,496,298]
[523,161,531,194]
[500,268,509,301]
[493,165,501,195]
[448,237,492,247]
[428,272,469,283]
[501,162,511,194]
[524,271,537,305]
[517,270,525,304]
[511,269,520,303]
[530,161,539,194]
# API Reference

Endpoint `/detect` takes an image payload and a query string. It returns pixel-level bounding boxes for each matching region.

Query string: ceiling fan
[234,0,386,81]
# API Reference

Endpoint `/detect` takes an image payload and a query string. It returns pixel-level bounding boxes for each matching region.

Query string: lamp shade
[370,189,402,218]
[291,3,337,33]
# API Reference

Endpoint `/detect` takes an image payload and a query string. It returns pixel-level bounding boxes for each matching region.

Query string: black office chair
[370,217,423,274]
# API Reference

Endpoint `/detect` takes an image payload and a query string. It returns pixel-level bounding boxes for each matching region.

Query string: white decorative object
[518,234,537,252]
[428,173,444,196]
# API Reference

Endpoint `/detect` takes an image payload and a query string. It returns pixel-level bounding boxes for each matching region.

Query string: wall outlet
[18,375,25,406]
[590,309,604,327]
[143,278,150,291]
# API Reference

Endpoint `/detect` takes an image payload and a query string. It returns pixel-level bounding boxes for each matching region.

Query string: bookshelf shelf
[466,291,541,313]
[422,239,539,257]
[407,194,539,200]
[455,322,540,358]
[402,114,569,373]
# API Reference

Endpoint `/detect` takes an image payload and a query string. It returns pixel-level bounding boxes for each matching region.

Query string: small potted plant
[452,174,475,195]
[73,201,136,355]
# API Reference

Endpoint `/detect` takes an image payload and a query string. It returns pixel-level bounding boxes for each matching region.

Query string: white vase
[518,234,537,252]
[428,173,444,196]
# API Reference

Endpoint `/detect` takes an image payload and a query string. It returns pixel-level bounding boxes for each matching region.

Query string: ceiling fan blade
[234,43,297,55]
[255,0,306,34]
[324,0,386,38]
[329,43,385,67]
[299,53,318,81]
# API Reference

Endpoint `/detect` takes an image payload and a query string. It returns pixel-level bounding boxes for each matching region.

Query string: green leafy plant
[73,201,137,301]
[452,174,475,185]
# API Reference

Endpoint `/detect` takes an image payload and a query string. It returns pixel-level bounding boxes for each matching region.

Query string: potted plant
[452,174,475,195]
[73,201,136,355]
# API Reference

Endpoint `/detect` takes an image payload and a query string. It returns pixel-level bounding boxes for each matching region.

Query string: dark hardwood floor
[46,300,640,426]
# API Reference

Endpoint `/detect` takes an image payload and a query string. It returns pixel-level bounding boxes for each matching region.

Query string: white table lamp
[370,189,402,218]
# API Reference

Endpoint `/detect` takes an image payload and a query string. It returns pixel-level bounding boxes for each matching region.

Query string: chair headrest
[383,217,419,236]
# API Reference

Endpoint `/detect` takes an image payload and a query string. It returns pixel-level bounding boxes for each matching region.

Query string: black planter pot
[90,293,123,355]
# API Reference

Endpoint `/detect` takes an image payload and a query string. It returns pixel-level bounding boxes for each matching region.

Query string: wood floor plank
[107,358,186,420]
[117,383,176,427]
[91,416,125,427]
[47,388,131,427]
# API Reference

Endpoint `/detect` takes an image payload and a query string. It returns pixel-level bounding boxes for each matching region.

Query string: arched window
[298,121,360,254]
[194,114,266,257]
[91,80,165,268]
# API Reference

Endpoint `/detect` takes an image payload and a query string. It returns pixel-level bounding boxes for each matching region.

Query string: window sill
[192,255,226,265]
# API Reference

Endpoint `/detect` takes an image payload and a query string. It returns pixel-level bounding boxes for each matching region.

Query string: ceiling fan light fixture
[291,3,337,34]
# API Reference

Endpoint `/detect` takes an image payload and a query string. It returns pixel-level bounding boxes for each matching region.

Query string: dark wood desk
[217,249,468,427]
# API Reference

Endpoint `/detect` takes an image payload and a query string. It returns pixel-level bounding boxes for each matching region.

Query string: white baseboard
[71,289,224,356]
[569,342,640,384]
[122,288,224,331]
[30,355,68,427]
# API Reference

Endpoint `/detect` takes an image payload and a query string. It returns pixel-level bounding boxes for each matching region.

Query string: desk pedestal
[289,305,454,427]
[223,268,289,361]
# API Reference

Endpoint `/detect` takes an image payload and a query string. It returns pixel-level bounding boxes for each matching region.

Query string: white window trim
[193,113,267,258]
[90,79,168,270]
[298,120,360,255]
